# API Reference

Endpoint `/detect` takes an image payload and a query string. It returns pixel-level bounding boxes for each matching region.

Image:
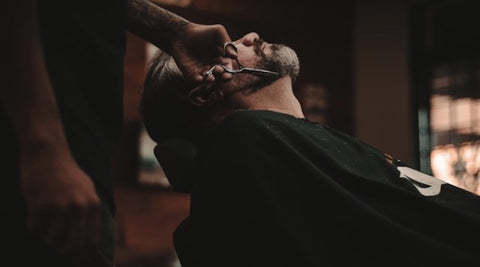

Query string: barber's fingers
[218,57,234,77]
[223,42,238,59]
[219,71,233,80]
[43,213,68,248]
[85,202,101,245]
[64,206,89,252]
[61,203,100,254]
[29,203,101,254]
[203,65,231,83]
[202,65,218,83]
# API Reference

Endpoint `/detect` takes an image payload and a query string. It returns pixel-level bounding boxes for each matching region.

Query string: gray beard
[258,44,300,81]
[229,44,300,93]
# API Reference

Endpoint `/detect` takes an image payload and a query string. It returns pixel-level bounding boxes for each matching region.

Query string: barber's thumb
[153,138,198,193]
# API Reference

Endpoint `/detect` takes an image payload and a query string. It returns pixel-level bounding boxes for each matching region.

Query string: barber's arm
[126,0,236,83]
[0,0,101,253]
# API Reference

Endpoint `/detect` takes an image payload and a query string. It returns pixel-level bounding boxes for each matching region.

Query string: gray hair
[140,51,207,143]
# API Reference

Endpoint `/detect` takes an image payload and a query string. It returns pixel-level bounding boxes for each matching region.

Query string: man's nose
[237,32,260,46]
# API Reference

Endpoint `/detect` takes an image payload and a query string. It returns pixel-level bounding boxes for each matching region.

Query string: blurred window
[413,0,480,194]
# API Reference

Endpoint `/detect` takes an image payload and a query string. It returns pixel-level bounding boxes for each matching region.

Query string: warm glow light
[431,144,480,195]
[428,61,480,196]
[430,95,480,135]
[431,145,456,184]
[455,98,472,132]
[430,95,451,132]
[475,99,480,135]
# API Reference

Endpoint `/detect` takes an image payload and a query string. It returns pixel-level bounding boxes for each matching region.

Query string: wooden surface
[114,185,190,267]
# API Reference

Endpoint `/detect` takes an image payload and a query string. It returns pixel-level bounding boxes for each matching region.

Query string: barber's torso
[0,0,127,212]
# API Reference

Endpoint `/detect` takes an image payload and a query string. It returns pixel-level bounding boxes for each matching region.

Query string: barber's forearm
[126,0,189,53]
[0,0,71,156]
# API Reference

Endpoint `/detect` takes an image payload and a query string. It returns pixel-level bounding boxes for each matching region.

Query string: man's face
[226,32,300,89]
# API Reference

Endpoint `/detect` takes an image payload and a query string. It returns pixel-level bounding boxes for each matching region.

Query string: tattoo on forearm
[127,0,189,50]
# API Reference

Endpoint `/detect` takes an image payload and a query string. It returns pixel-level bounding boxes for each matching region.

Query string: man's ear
[188,85,224,107]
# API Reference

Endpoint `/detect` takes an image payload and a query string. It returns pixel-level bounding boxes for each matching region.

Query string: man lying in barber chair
[140,32,480,267]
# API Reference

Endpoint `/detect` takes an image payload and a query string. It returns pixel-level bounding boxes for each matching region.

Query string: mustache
[254,38,266,56]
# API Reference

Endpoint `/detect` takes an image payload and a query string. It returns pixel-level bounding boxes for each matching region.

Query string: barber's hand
[170,23,237,84]
[19,146,101,254]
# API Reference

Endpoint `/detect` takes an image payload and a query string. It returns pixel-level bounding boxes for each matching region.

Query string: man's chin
[262,44,300,80]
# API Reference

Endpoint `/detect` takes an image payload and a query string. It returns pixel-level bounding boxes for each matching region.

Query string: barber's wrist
[163,21,191,54]
[20,141,73,167]
[18,123,72,161]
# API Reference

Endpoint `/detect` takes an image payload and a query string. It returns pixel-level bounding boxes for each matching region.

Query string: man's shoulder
[210,110,303,143]
[223,109,291,123]
[219,110,301,132]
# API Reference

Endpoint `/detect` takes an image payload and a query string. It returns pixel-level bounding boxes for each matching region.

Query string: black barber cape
[172,110,480,267]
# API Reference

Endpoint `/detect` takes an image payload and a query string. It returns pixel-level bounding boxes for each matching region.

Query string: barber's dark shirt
[174,110,480,267]
[0,0,126,212]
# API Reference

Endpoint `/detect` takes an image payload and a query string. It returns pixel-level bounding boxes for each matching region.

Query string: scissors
[203,42,280,79]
